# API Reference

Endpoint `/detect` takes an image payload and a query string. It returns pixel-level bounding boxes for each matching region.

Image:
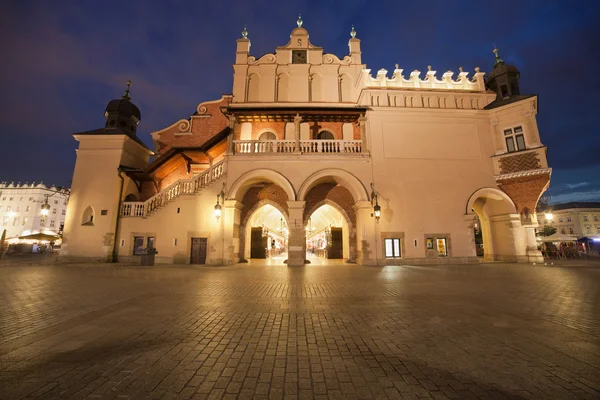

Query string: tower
[61,82,153,261]
[485,47,521,100]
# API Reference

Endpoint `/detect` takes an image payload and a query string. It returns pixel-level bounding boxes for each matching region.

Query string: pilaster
[359,115,368,154]
[294,114,302,154]
[223,200,243,264]
[286,201,306,266]
[354,200,377,265]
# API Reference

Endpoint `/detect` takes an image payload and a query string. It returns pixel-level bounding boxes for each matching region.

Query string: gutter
[112,167,125,262]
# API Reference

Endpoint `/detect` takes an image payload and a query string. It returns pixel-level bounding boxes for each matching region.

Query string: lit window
[147,237,155,249]
[427,237,449,257]
[583,216,588,221]
[13,217,19,226]
[384,238,401,258]
[567,217,572,222]
[504,126,526,153]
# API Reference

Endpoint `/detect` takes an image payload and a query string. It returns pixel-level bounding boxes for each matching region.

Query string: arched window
[124,194,138,202]
[316,131,334,140]
[259,132,276,141]
[81,206,95,226]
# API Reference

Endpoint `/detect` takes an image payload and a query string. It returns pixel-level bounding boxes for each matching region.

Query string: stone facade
[61,21,551,265]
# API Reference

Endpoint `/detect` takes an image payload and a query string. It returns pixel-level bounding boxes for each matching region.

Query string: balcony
[233,140,363,155]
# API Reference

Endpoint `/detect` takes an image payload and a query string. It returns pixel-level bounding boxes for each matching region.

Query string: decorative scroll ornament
[197,105,208,114]
[178,119,191,132]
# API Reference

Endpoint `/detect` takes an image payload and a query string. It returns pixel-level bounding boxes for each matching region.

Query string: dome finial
[350,25,356,38]
[242,25,248,39]
[297,14,303,27]
[493,44,504,66]
[123,80,132,100]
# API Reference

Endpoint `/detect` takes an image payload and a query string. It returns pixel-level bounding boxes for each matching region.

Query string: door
[250,227,267,258]
[190,238,207,264]
[328,227,343,259]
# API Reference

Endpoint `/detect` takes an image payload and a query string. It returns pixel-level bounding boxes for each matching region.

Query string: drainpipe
[112,168,125,262]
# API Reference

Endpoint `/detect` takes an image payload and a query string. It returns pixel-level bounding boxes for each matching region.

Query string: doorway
[190,238,207,264]
[250,227,267,258]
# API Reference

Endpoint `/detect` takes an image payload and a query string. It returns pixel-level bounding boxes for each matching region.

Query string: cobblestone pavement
[0,261,599,400]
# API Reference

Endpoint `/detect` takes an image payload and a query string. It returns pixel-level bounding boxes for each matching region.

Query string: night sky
[1,1,598,204]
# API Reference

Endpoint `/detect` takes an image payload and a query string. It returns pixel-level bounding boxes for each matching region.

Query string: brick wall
[303,183,356,225]
[499,173,551,213]
[239,184,290,225]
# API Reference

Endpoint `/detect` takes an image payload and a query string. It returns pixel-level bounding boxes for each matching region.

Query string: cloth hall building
[61,20,551,266]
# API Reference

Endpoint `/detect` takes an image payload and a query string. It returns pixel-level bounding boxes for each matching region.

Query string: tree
[538,225,557,237]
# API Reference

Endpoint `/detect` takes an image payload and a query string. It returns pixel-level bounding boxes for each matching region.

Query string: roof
[73,127,151,150]
[484,94,537,110]
[105,97,141,120]
[551,202,600,211]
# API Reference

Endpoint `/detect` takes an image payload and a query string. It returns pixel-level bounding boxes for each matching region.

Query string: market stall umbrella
[18,232,60,241]
[537,233,579,242]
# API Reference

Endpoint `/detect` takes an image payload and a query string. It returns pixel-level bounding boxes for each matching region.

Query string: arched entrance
[229,169,295,264]
[466,188,525,262]
[305,202,351,262]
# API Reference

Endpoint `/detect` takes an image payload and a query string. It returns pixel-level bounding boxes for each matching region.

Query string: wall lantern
[544,212,553,221]
[214,183,226,221]
[370,183,381,223]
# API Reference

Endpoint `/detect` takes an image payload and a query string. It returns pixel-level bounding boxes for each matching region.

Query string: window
[426,237,448,257]
[567,217,572,222]
[569,227,574,234]
[147,237,155,249]
[19,197,23,201]
[52,209,56,215]
[13,217,19,226]
[597,226,600,234]
[258,131,276,141]
[81,206,94,225]
[50,220,55,228]
[29,197,33,201]
[1,197,5,201]
[6,206,11,212]
[585,226,591,234]
[316,131,335,140]
[40,217,46,226]
[594,216,598,222]
[26,206,31,211]
[558,217,563,223]
[583,216,588,221]
[560,228,565,234]
[63,201,67,206]
[504,126,526,153]
[384,238,401,258]
[62,210,66,215]
[54,200,58,205]
[9,197,13,201]
[1,217,7,226]
[23,217,27,226]
[133,236,145,255]
[100,210,108,216]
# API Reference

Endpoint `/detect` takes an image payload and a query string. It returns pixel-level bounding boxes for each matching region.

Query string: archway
[242,203,289,263]
[466,188,524,262]
[305,202,352,262]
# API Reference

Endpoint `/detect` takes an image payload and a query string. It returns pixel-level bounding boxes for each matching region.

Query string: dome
[105,97,141,121]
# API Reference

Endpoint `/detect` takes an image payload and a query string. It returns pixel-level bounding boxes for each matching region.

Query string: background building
[61,20,551,265]
[0,182,70,238]
[545,202,600,237]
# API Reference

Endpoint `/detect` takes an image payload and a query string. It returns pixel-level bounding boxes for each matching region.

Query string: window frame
[133,236,145,255]
[384,238,401,258]
[503,126,526,153]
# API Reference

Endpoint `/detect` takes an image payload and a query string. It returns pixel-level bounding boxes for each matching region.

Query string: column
[354,200,377,265]
[359,114,368,154]
[294,114,302,154]
[286,201,305,266]
[524,213,544,263]
[223,200,243,264]
[226,116,236,155]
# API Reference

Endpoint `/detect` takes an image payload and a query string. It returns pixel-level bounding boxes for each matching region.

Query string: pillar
[226,116,236,155]
[223,200,243,264]
[294,114,302,154]
[287,201,305,266]
[359,115,368,153]
[354,200,377,265]
[524,213,543,263]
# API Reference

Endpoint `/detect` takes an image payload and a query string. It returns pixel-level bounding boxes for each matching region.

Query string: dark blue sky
[1,0,599,204]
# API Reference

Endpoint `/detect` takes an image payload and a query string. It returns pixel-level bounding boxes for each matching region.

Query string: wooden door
[190,238,207,264]
[250,227,267,258]
[328,227,343,259]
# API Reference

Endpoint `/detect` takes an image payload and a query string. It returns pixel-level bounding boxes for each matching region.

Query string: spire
[350,25,356,38]
[493,45,504,66]
[297,14,303,27]
[241,25,248,39]
[122,80,132,100]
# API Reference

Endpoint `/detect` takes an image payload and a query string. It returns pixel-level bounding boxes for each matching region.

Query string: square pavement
[0,260,599,399]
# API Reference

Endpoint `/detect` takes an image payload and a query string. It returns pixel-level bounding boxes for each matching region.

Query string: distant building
[0,182,70,238]
[61,19,551,264]
[545,202,600,237]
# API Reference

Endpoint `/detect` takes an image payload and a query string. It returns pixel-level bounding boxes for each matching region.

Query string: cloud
[565,182,589,189]
[550,190,600,204]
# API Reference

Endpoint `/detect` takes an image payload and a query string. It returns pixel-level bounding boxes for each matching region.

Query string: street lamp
[545,212,553,221]
[370,183,381,223]
[41,200,51,216]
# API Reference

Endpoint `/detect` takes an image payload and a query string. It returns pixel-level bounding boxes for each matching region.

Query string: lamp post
[214,184,226,221]
[370,183,381,223]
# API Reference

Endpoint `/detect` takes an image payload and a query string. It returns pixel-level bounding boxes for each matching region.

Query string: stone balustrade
[121,160,226,218]
[233,140,362,154]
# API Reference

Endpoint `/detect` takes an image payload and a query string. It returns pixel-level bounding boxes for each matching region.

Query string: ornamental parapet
[362,66,486,92]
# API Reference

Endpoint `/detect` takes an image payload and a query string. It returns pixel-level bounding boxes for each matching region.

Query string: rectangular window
[9,197,13,201]
[567,217,572,222]
[23,217,28,226]
[52,209,56,214]
[569,228,574,234]
[586,226,591,233]
[133,236,145,255]
[29,197,33,201]
[597,226,600,234]
[384,238,401,258]
[62,210,66,215]
[560,228,565,234]
[50,220,55,228]
[504,126,526,153]
[583,216,588,221]
[26,206,31,211]
[594,216,598,222]
[54,200,58,204]
[558,217,563,223]
[1,197,5,201]
[40,217,46,226]
[6,206,11,212]
[427,237,448,257]
[147,237,155,249]
[13,217,19,226]
[2,217,7,226]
